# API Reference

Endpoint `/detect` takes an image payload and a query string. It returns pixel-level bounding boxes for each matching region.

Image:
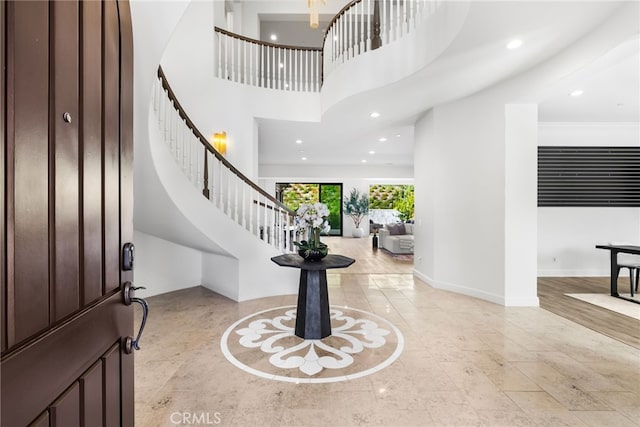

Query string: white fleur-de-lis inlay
[235,309,390,376]
[221,306,404,383]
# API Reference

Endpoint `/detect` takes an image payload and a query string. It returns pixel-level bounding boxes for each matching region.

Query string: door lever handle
[123,282,149,354]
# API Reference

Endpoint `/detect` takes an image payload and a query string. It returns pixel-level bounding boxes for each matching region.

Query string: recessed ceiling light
[295,139,302,144]
[396,134,401,138]
[569,89,584,97]
[301,157,307,161]
[379,137,387,142]
[370,112,380,118]
[369,150,375,155]
[361,159,367,163]
[279,63,284,68]
[506,39,523,50]
[270,34,277,41]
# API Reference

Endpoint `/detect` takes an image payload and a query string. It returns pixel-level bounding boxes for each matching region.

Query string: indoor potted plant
[343,188,369,238]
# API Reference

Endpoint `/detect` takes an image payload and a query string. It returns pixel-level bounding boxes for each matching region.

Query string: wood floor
[325,236,640,349]
[538,277,640,350]
[323,235,414,274]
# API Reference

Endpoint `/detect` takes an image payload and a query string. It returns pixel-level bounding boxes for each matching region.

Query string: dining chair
[610,242,640,297]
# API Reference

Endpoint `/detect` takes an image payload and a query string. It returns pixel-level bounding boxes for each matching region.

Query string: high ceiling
[253,1,639,168]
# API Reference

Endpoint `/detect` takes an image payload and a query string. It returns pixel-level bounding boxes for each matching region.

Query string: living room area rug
[565,293,640,320]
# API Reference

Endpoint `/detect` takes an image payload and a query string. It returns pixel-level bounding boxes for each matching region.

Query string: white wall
[134,230,202,297]
[412,3,638,307]
[159,0,468,180]
[160,1,321,180]
[537,122,640,276]
[504,105,538,305]
[413,95,512,306]
[320,1,469,115]
[413,111,435,276]
[146,106,300,301]
[238,0,347,40]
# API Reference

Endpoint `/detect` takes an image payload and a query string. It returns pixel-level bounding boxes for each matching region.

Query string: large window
[369,184,414,223]
[276,183,343,235]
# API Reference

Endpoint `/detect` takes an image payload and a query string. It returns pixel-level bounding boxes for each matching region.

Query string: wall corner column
[504,104,539,306]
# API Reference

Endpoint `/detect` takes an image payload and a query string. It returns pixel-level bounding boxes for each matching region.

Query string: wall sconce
[213,131,227,155]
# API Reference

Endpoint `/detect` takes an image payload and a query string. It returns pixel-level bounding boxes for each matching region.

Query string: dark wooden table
[271,254,355,339]
[595,244,640,304]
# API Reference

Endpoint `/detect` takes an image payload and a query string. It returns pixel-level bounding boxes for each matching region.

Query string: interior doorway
[276,183,343,236]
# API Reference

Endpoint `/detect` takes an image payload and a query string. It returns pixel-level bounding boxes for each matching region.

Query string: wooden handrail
[322,0,360,47]
[156,66,294,215]
[214,27,322,52]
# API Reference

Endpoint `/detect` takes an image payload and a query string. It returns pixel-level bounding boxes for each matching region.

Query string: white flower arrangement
[295,202,331,234]
[294,202,331,251]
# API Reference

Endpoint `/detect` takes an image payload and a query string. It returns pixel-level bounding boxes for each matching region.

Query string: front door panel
[1,1,134,425]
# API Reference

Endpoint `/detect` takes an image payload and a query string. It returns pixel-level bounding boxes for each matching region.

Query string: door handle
[123,281,149,354]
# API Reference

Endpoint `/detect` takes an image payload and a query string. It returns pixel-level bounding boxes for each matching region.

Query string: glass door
[319,184,342,236]
[276,183,343,236]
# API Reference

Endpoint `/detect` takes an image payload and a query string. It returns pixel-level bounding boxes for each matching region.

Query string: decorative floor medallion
[220,306,404,383]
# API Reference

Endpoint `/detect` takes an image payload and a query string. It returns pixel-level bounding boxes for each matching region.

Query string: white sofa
[378,223,414,254]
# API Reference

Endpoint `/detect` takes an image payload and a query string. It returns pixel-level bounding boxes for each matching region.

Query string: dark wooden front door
[1,1,134,425]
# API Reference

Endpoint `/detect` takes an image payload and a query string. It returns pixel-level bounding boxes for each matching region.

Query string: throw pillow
[388,223,405,235]
[386,224,398,235]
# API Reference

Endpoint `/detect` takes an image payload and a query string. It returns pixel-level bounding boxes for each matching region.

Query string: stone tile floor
[135,274,640,427]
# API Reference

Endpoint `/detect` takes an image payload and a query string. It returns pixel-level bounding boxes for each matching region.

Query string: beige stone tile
[279,408,351,427]
[134,359,184,396]
[439,360,516,401]
[572,410,639,427]
[420,391,484,426]
[506,392,589,425]
[135,260,640,427]
[591,391,640,422]
[525,411,588,426]
[476,333,541,363]
[228,408,283,427]
[585,361,640,394]
[475,409,537,427]
[506,391,568,413]
[348,409,435,426]
[139,388,235,427]
[535,352,628,392]
[466,351,542,391]
[512,361,613,411]
[328,389,377,410]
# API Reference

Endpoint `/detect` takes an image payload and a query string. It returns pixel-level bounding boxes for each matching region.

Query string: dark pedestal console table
[271,254,355,339]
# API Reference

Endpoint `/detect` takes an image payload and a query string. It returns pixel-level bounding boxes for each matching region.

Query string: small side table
[271,254,355,339]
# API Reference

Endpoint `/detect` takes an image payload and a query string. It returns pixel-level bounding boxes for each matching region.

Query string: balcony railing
[215,28,323,92]
[214,0,441,90]
[323,0,441,78]
[153,66,296,251]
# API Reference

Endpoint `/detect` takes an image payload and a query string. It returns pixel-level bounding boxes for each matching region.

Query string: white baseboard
[413,269,539,307]
[537,270,610,277]
[413,269,503,306]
